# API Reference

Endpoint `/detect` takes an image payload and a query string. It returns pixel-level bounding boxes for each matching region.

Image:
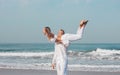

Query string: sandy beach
[0,69,120,75]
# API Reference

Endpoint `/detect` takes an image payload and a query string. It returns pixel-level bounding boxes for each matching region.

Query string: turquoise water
[0,43,120,71]
[0,43,119,52]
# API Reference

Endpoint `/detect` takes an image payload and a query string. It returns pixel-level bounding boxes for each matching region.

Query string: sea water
[0,43,120,72]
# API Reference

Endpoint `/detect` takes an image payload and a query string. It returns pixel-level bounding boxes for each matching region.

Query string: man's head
[58,29,65,36]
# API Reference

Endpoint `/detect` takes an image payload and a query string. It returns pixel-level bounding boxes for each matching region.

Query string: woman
[43,20,88,75]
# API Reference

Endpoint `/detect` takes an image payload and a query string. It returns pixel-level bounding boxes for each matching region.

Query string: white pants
[56,57,68,75]
[61,26,85,47]
[52,44,68,75]
[64,26,85,41]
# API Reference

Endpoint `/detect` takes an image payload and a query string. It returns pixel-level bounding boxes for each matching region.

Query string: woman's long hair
[45,27,51,34]
[44,27,54,39]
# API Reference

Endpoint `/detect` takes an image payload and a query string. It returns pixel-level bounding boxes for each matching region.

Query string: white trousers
[64,26,85,41]
[53,44,68,75]
[56,57,68,75]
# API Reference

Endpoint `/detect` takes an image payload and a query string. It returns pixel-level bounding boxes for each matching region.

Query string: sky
[0,0,120,43]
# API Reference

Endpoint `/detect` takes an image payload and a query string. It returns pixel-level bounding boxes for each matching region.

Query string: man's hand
[51,64,55,69]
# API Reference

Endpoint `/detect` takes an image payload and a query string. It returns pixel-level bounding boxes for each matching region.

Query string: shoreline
[1,64,120,72]
[0,69,120,75]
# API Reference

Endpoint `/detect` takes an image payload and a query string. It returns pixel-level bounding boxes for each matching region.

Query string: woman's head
[43,27,51,35]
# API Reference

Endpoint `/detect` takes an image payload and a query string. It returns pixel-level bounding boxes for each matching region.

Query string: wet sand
[0,69,120,75]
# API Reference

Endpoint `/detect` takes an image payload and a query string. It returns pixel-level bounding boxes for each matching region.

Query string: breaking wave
[0,48,120,60]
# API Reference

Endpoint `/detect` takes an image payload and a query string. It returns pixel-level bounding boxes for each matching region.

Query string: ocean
[0,43,120,72]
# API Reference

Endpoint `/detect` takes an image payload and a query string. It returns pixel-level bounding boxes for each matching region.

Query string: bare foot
[80,20,88,28]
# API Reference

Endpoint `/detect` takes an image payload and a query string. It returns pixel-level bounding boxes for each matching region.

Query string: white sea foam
[91,48,120,56]
[68,48,120,60]
[0,48,120,60]
[0,63,120,72]
[68,64,120,72]
[86,48,120,60]
[0,52,54,58]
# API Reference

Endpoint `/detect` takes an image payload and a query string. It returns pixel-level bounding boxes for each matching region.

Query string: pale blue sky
[0,0,120,43]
